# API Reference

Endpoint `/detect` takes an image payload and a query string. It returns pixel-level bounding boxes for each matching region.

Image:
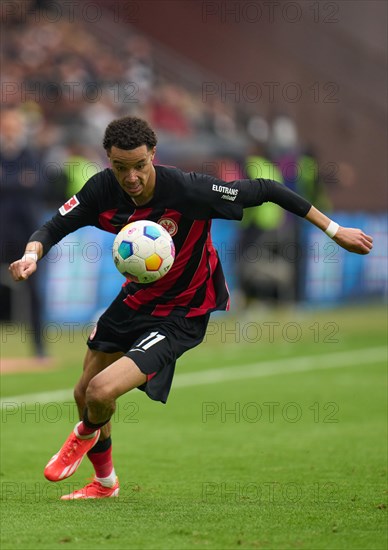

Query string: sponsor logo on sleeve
[212,184,238,202]
[59,195,80,215]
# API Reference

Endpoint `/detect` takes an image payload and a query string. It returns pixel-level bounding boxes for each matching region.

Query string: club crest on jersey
[59,195,80,216]
[158,218,178,236]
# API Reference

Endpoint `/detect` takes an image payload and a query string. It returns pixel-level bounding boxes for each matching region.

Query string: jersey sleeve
[29,173,102,256]
[180,172,312,220]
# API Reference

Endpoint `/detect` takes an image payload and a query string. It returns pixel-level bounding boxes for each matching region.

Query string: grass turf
[0,305,387,549]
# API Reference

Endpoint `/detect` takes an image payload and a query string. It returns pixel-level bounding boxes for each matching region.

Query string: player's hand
[8,257,38,281]
[333,227,373,255]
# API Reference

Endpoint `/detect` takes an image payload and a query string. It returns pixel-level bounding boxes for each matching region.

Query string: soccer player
[9,117,373,500]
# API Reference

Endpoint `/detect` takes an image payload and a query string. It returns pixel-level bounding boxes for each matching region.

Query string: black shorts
[87,289,210,403]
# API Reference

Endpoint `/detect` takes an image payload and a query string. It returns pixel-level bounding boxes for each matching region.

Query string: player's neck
[131,195,154,206]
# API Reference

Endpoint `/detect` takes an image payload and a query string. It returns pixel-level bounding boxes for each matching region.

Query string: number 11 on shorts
[131,331,166,352]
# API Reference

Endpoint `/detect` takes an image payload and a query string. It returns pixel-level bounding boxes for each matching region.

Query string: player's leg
[43,289,134,496]
[84,355,147,424]
[54,314,209,499]
[84,312,212,416]
[51,356,146,500]
[44,330,147,489]
[73,347,124,440]
[70,348,124,496]
[45,349,129,484]
[77,352,146,487]
[58,356,146,500]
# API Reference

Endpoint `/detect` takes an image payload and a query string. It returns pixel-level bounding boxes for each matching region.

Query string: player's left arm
[237,178,374,255]
[183,172,373,255]
[305,205,373,255]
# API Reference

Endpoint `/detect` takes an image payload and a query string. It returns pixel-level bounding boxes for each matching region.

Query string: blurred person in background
[63,141,102,198]
[124,35,155,108]
[237,115,294,308]
[150,83,192,137]
[269,114,332,301]
[269,115,331,212]
[0,108,46,357]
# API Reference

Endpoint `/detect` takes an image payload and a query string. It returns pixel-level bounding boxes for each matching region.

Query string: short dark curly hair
[103,116,157,151]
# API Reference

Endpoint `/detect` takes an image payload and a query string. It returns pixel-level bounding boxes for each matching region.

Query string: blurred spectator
[81,92,119,147]
[150,83,192,136]
[202,97,239,140]
[237,138,294,307]
[269,115,332,300]
[0,108,46,356]
[1,5,249,156]
[269,114,331,208]
[125,35,155,106]
[64,142,102,197]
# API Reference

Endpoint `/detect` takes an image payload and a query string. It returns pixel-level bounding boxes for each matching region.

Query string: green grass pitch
[1,305,387,549]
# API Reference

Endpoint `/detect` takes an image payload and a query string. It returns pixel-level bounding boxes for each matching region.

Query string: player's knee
[85,377,113,407]
[73,383,85,406]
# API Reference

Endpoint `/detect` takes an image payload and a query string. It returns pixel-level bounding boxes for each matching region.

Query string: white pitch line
[174,345,387,388]
[1,346,386,408]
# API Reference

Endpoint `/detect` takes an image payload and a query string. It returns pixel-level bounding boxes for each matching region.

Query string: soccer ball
[112,220,175,283]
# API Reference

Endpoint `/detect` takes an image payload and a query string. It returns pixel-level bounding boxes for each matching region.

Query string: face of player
[108,145,156,205]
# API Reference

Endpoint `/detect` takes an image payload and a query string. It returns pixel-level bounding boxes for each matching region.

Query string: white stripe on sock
[95,468,117,488]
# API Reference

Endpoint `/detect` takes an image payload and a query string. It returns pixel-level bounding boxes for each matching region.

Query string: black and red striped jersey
[32,165,311,317]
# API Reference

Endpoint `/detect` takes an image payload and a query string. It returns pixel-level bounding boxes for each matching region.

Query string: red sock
[77,421,97,436]
[88,446,113,478]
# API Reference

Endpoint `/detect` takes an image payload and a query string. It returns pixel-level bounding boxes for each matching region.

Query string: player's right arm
[8,175,102,282]
[9,241,43,281]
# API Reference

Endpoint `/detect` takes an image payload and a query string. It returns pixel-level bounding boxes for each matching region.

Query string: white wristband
[325,221,339,238]
[21,252,38,263]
